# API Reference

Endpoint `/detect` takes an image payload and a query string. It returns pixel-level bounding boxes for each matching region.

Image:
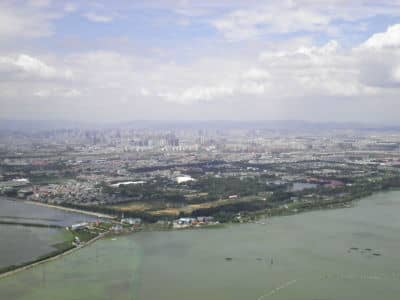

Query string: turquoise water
[1,191,400,299]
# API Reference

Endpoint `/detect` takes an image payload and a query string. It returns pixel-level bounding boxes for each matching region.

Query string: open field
[149,195,265,216]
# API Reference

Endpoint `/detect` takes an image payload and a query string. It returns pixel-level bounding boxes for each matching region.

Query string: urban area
[1,121,400,231]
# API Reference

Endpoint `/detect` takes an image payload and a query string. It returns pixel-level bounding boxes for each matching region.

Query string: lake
[0,225,66,270]
[0,197,100,270]
[1,191,400,299]
[0,197,101,227]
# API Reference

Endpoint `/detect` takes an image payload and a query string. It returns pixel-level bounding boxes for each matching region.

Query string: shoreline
[0,189,397,280]
[0,198,359,279]
[23,200,115,220]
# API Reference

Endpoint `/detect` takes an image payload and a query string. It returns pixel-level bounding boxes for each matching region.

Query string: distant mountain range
[0,119,399,133]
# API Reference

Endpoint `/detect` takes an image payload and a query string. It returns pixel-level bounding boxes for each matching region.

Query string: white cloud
[0,53,75,84]
[242,68,271,81]
[2,22,400,122]
[0,54,55,79]
[256,40,366,97]
[149,40,359,103]
[211,1,400,41]
[353,24,400,88]
[239,81,266,95]
[361,24,400,49]
[14,54,56,78]
[160,85,235,103]
[0,3,54,39]
[140,88,150,96]
[212,3,330,40]
[83,12,113,23]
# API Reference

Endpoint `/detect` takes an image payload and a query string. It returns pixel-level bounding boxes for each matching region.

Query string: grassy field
[148,195,266,217]
[109,202,151,212]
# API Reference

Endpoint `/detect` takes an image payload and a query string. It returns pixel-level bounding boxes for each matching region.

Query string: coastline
[0,189,397,280]
[2,190,400,299]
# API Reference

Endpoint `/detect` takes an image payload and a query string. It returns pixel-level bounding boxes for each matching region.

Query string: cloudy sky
[1,0,400,124]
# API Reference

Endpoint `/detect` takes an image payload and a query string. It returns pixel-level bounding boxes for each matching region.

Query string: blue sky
[1,0,400,124]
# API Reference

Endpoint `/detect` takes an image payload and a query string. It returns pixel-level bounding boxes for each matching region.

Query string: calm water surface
[0,197,100,226]
[0,225,64,269]
[1,191,400,299]
[0,197,99,269]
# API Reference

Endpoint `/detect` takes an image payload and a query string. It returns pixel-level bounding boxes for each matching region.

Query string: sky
[1,0,400,124]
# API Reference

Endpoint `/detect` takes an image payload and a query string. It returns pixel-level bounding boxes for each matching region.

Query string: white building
[121,218,142,225]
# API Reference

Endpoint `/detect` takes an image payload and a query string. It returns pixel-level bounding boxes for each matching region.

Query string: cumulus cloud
[150,31,400,104]
[14,54,56,78]
[0,54,56,79]
[2,26,398,107]
[361,24,400,49]
[352,24,400,88]
[144,40,361,103]
[2,6,400,123]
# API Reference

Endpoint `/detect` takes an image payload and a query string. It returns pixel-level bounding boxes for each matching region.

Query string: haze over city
[2,0,400,123]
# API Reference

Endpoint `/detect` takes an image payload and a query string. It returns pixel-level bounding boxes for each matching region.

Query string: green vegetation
[66,172,400,223]
[73,229,98,242]
[29,175,74,185]
[102,181,186,203]
[102,175,288,207]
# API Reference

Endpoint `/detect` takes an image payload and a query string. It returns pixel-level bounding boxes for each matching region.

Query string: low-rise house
[196,216,214,223]
[177,217,196,225]
[112,224,123,232]
[17,187,33,198]
[70,222,89,230]
[121,218,142,225]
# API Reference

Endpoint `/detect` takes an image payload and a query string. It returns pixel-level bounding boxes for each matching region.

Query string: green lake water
[2,191,400,299]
